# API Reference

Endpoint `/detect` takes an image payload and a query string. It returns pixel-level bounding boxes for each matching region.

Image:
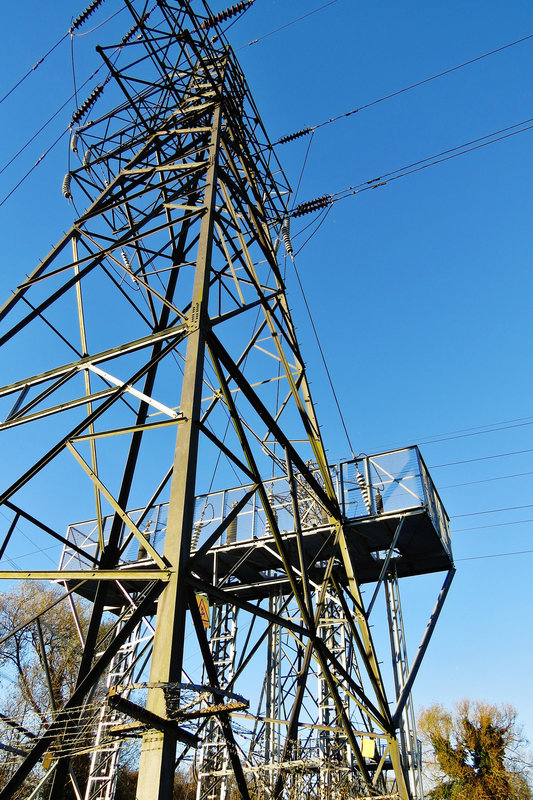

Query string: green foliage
[419,700,533,800]
[0,582,89,716]
[0,582,197,798]
[0,581,91,798]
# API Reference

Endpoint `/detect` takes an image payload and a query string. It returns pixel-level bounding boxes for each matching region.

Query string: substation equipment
[0,2,454,799]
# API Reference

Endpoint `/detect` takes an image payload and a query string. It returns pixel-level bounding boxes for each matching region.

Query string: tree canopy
[419,700,532,800]
[0,582,195,799]
[0,582,95,797]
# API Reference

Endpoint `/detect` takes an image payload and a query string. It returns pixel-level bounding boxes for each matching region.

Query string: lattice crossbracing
[85,605,154,800]
[0,2,454,800]
[195,603,238,800]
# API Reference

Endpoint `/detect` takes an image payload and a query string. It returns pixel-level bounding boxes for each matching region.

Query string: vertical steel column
[385,573,418,798]
[135,82,224,800]
[195,603,238,800]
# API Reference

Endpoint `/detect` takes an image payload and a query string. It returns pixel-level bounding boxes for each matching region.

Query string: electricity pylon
[0,2,454,799]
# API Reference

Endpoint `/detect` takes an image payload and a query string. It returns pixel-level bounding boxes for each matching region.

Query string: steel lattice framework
[0,3,454,800]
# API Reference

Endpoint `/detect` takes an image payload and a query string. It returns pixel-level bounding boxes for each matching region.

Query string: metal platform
[60,446,452,605]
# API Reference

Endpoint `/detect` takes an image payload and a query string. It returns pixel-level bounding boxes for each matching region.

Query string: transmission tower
[0,2,454,800]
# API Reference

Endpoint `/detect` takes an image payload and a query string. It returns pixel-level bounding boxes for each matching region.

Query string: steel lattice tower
[0,3,454,800]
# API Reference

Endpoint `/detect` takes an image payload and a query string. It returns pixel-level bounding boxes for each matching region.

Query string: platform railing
[60,446,451,569]
[339,447,451,558]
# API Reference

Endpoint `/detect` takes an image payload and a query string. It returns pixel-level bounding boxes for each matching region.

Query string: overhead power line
[453,503,533,519]
[0,0,116,110]
[455,548,533,562]
[0,39,128,208]
[0,34,68,108]
[0,63,106,177]
[0,127,69,210]
[290,253,356,459]
[440,470,533,490]
[276,31,533,144]
[430,447,533,469]
[417,418,533,446]
[290,116,533,218]
[236,0,339,50]
[371,413,533,453]
[454,518,533,532]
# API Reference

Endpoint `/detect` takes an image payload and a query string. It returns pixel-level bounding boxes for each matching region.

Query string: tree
[0,581,93,798]
[0,583,200,799]
[419,700,533,800]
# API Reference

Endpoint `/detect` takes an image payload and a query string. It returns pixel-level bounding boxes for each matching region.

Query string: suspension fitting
[291,194,333,217]
[278,127,312,145]
[71,80,108,126]
[201,1,254,31]
[120,11,152,46]
[70,0,106,33]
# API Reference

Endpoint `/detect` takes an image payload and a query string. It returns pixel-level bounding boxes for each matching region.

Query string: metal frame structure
[0,3,454,799]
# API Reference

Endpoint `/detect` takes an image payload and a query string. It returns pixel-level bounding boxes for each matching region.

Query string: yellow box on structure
[196,593,210,628]
[361,738,376,759]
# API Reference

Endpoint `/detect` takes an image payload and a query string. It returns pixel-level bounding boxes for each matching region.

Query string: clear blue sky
[0,0,532,748]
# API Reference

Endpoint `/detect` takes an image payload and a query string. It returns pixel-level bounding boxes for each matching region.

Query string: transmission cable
[0,37,127,208]
[0,0,118,109]
[236,0,339,50]
[440,470,533,490]
[454,518,533,532]
[275,31,533,144]
[455,548,533,562]
[279,128,356,459]
[293,130,315,204]
[333,118,533,203]
[0,64,106,177]
[294,205,332,257]
[0,127,70,210]
[382,413,533,450]
[382,416,533,450]
[0,34,68,108]
[430,447,533,469]
[70,5,126,37]
[289,115,533,221]
[289,253,356,459]
[453,503,533,518]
